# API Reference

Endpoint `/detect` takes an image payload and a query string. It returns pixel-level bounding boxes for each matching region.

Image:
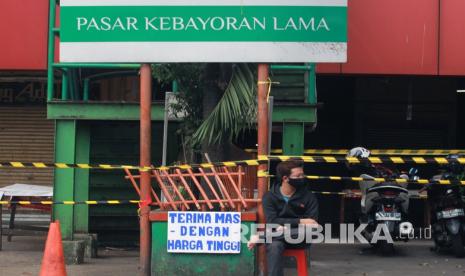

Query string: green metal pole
[71,69,80,100]
[68,69,75,100]
[46,0,56,101]
[83,79,90,101]
[67,69,79,100]
[61,70,69,100]
[53,120,77,239]
[54,63,141,69]
[172,80,178,92]
[74,122,90,233]
[307,63,317,105]
[86,71,138,80]
[283,122,305,156]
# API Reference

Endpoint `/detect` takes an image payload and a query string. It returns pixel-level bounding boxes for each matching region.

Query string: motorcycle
[359,168,415,254]
[426,172,465,258]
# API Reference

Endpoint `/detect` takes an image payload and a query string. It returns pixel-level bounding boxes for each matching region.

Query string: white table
[0,184,53,250]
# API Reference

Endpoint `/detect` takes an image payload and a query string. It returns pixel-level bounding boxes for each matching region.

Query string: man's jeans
[265,228,310,276]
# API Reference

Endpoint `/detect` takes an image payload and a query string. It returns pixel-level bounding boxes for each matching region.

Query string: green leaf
[191,63,257,146]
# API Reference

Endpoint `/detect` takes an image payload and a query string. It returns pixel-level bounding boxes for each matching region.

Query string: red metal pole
[140,64,152,276]
[257,64,269,276]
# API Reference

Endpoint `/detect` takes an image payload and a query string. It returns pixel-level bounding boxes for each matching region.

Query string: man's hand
[299,218,319,225]
[247,234,260,250]
[247,226,288,251]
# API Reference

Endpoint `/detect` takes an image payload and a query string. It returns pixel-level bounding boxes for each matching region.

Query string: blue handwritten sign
[167,211,241,254]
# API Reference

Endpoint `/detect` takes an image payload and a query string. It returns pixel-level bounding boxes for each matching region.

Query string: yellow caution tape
[0,159,268,170]
[1,153,464,172]
[261,155,465,165]
[0,200,141,205]
[246,149,465,156]
[311,190,428,199]
[258,172,465,186]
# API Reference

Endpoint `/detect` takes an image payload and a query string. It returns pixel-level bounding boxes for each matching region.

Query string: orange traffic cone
[39,220,67,276]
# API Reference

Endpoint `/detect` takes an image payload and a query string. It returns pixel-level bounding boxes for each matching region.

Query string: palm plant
[154,63,257,156]
[191,63,257,146]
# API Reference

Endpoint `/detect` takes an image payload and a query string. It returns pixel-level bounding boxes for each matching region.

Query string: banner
[167,211,242,254]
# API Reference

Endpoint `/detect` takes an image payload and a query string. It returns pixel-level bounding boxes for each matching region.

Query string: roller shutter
[0,106,54,188]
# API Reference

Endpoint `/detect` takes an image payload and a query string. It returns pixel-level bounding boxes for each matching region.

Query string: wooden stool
[283,249,309,276]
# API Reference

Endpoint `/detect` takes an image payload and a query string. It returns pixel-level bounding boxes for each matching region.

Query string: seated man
[249,160,319,276]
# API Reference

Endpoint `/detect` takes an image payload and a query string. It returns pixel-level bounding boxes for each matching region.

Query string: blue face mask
[288,178,307,189]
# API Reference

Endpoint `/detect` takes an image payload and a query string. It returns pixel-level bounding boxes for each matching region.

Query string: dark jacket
[262,182,319,227]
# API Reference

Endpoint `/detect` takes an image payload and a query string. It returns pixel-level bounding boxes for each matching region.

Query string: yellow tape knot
[257,170,269,177]
[258,78,280,103]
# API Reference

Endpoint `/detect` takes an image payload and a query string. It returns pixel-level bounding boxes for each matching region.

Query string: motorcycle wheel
[451,233,465,258]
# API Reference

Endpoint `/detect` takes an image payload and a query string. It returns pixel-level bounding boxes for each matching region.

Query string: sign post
[59,1,347,275]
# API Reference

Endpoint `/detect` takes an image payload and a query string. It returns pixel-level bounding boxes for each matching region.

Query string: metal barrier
[124,165,260,212]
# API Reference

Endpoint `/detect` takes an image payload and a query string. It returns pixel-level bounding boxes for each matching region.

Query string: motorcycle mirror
[408,167,418,176]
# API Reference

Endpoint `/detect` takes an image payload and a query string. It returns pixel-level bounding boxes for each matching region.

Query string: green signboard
[60,0,347,62]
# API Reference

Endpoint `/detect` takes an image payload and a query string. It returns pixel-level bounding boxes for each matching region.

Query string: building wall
[318,0,465,76]
[438,0,465,75]
[342,0,439,75]
[0,0,50,70]
[4,0,463,75]
[4,1,465,75]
